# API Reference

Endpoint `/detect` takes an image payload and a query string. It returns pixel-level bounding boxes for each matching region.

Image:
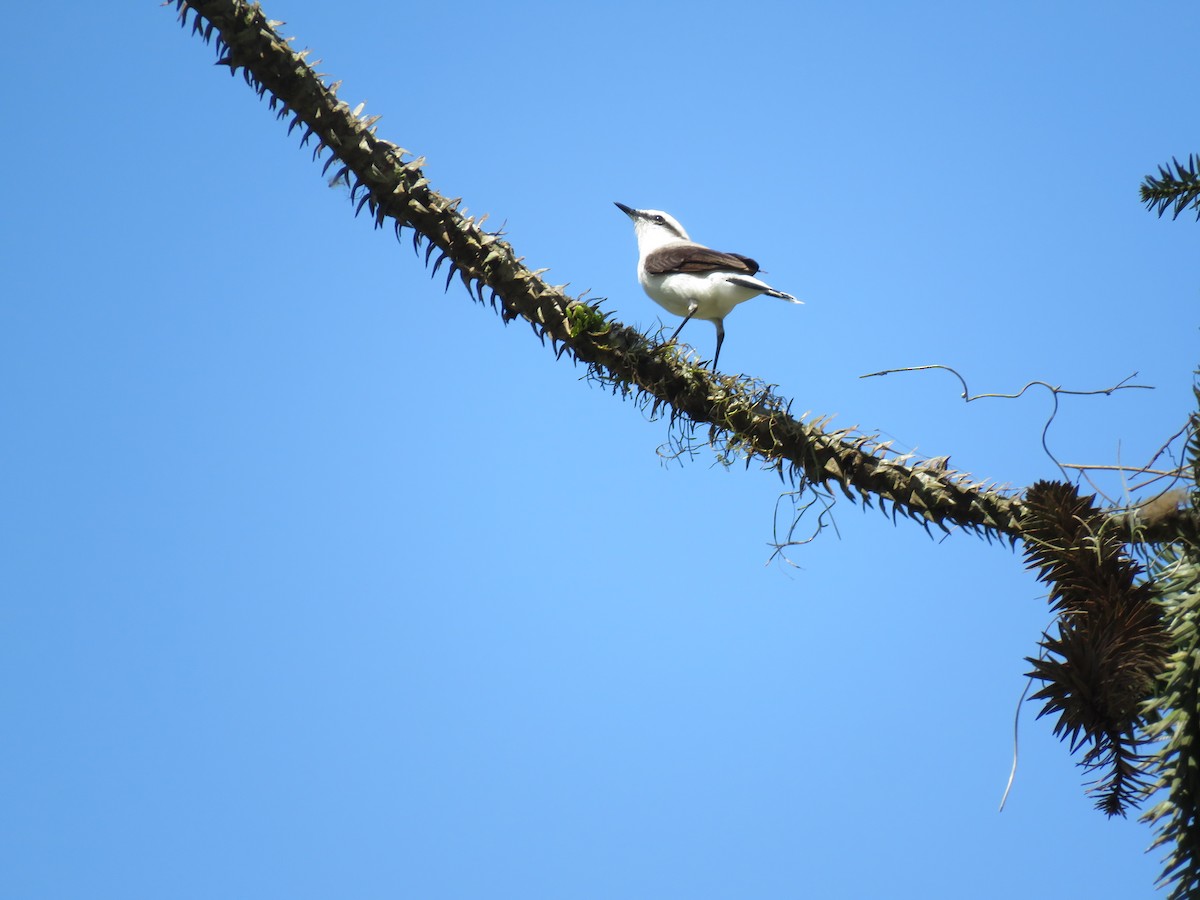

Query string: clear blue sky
[3,2,1196,897]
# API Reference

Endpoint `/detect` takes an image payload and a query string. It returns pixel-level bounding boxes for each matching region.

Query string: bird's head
[614,202,690,250]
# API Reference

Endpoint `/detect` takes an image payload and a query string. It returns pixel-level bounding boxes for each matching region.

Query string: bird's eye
[653,215,666,224]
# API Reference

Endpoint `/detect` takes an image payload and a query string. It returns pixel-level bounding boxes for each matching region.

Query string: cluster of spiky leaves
[1020,481,1171,816]
[1141,386,1200,899]
[1141,155,1200,221]
[171,0,1054,544]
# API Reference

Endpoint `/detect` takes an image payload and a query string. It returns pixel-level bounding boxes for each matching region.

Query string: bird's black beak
[614,202,636,217]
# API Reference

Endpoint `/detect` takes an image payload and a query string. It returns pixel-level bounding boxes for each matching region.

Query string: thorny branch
[168,0,1200,854]
[170,0,1194,548]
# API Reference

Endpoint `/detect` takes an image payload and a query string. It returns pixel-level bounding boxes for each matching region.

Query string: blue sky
[3,2,1197,897]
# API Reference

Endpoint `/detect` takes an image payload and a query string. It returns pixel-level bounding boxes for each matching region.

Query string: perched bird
[614,202,801,369]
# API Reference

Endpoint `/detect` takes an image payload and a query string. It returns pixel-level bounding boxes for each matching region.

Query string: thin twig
[1060,464,1185,477]
[859,365,1152,402]
[1128,470,1191,493]
[1145,421,1196,472]
[860,365,1154,480]
[769,486,840,566]
[1000,672,1036,812]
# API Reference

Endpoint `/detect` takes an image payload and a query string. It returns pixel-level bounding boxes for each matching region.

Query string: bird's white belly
[639,271,759,322]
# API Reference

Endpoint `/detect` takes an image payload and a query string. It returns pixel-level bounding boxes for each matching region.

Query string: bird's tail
[764,287,802,304]
[727,275,803,304]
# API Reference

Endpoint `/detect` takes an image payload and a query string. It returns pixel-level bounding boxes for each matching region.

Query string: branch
[168,0,1194,546]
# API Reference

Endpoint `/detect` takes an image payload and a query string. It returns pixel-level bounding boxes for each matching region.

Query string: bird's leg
[667,302,699,344]
[712,319,725,370]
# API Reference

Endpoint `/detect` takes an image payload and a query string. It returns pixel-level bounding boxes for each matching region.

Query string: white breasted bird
[614,202,801,369]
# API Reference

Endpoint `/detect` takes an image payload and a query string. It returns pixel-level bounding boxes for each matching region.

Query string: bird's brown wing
[644,244,761,276]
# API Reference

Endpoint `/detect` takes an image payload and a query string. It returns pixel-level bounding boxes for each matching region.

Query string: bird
[614,202,801,370]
